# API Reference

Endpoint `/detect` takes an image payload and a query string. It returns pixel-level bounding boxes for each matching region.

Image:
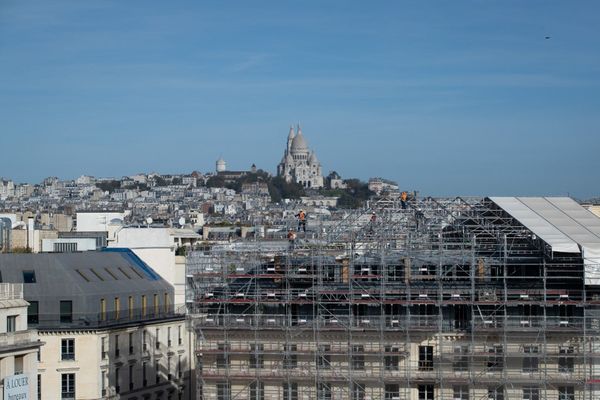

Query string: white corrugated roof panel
[489,197,580,253]
[490,196,600,285]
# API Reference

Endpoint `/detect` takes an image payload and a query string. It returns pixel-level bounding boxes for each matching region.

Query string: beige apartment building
[0,250,193,400]
[0,283,42,399]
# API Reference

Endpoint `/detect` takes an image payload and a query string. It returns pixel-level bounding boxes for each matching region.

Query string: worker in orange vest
[401,191,408,209]
[295,209,307,232]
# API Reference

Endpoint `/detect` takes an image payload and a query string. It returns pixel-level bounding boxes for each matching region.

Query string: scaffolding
[186,195,600,400]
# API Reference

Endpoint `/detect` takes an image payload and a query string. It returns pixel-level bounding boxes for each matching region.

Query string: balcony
[0,329,39,351]
[0,283,23,301]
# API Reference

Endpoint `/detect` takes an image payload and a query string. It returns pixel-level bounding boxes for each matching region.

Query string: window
[61,373,75,400]
[352,345,365,370]
[351,382,365,400]
[154,294,159,315]
[155,327,160,349]
[60,301,72,324]
[115,334,120,357]
[142,361,147,387]
[178,325,182,345]
[317,345,331,369]
[454,386,469,400]
[168,327,172,347]
[118,267,131,279]
[104,268,118,280]
[250,344,264,368]
[14,355,24,374]
[115,367,120,394]
[129,364,134,390]
[249,381,264,400]
[155,360,160,384]
[28,301,39,325]
[522,346,539,373]
[283,344,297,369]
[101,371,107,396]
[141,295,147,316]
[453,345,469,372]
[38,374,41,400]
[100,298,106,321]
[164,292,169,312]
[178,355,183,378]
[128,296,134,319]
[129,332,134,354]
[142,330,148,351]
[559,346,574,373]
[90,269,104,281]
[61,338,75,360]
[488,386,505,400]
[317,383,332,400]
[558,387,574,400]
[114,297,120,320]
[23,270,36,283]
[168,356,172,380]
[418,345,434,371]
[487,345,503,371]
[283,382,298,400]
[101,337,107,359]
[522,386,539,400]
[217,382,230,400]
[384,384,400,400]
[7,315,17,332]
[385,346,399,371]
[418,385,434,400]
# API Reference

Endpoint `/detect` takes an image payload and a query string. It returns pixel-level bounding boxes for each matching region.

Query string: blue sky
[1,1,599,198]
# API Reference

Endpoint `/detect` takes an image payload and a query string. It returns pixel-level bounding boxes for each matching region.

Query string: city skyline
[1,1,599,198]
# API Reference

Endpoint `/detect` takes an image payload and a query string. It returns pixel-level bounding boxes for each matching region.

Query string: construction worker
[370,211,377,223]
[296,209,307,232]
[369,211,377,234]
[401,191,408,209]
[287,229,297,250]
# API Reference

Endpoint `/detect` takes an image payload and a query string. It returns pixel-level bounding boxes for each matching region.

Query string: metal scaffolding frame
[186,195,600,400]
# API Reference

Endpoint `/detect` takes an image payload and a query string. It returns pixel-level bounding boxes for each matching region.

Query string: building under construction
[186,196,600,400]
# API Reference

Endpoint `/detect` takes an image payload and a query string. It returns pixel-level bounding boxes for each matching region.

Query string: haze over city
[1,1,599,197]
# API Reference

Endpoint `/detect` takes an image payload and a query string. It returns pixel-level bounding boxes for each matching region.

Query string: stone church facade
[277,125,324,189]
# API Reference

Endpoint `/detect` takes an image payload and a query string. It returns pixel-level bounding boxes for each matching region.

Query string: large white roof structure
[490,197,600,285]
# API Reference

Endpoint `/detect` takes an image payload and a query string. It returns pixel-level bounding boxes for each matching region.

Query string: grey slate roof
[0,249,176,329]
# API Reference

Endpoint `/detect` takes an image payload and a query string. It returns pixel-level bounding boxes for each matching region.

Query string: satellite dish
[146,217,153,225]
[178,217,186,227]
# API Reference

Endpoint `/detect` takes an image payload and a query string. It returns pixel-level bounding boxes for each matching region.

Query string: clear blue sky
[1,1,599,198]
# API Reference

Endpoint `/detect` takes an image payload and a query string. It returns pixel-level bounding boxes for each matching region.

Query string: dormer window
[23,270,36,283]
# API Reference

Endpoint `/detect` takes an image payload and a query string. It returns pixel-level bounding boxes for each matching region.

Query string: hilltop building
[277,125,324,189]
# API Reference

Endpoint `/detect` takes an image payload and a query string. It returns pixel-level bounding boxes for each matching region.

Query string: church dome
[308,151,319,164]
[216,157,227,172]
[287,125,295,140]
[290,131,308,153]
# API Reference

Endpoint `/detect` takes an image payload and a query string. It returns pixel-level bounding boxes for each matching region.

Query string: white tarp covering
[490,197,600,285]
